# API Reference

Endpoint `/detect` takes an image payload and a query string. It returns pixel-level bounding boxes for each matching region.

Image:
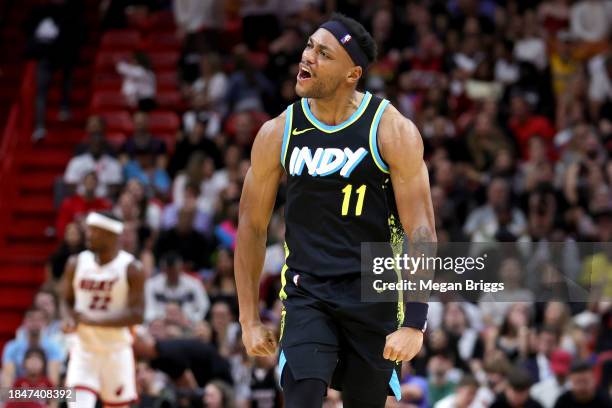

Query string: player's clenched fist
[242,321,278,356]
[383,327,424,362]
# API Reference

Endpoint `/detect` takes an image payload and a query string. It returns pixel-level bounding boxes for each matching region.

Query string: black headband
[319,20,369,71]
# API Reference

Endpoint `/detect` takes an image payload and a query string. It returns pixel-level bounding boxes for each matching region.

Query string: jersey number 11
[341,184,366,216]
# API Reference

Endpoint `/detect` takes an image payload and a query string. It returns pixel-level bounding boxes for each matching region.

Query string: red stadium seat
[90,91,129,112]
[148,11,176,30]
[101,29,141,50]
[157,71,179,91]
[92,73,122,91]
[156,90,183,110]
[148,111,180,134]
[99,111,134,134]
[149,52,179,71]
[142,32,182,51]
[248,52,269,70]
[95,51,132,72]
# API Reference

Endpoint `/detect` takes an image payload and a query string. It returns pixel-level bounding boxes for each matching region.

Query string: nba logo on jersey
[340,34,352,44]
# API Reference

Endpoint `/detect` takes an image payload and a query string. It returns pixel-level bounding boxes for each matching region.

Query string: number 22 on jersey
[341,184,366,216]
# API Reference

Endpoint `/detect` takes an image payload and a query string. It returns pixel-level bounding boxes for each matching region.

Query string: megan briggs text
[373,279,505,293]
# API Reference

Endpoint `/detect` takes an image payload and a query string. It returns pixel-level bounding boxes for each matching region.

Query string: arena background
[0,0,611,407]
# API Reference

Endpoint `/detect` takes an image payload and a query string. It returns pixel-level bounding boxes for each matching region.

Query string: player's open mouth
[297,66,312,81]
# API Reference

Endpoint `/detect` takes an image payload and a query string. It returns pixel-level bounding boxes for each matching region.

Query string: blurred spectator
[400,361,429,408]
[5,348,53,408]
[225,52,275,113]
[154,207,216,270]
[483,302,532,361]
[180,91,223,143]
[63,120,123,198]
[134,329,233,388]
[210,300,240,358]
[135,361,166,407]
[207,249,238,311]
[427,351,458,407]
[247,355,282,408]
[240,0,280,51]
[190,53,228,112]
[145,251,210,323]
[31,290,64,353]
[588,54,612,120]
[538,0,570,36]
[203,380,236,408]
[26,0,83,141]
[74,115,116,156]
[56,171,112,238]
[513,11,548,72]
[121,111,170,195]
[434,375,479,408]
[494,39,520,87]
[507,94,556,161]
[491,367,543,408]
[522,326,559,383]
[214,199,238,250]
[466,113,512,172]
[442,303,484,366]
[463,178,527,243]
[174,0,224,54]
[569,0,612,43]
[530,349,572,408]
[124,178,163,233]
[1,307,63,387]
[45,222,84,285]
[116,51,157,111]
[553,360,612,407]
[169,119,221,178]
[162,181,212,235]
[550,32,580,101]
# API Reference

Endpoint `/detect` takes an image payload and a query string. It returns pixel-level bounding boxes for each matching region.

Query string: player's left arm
[77,261,145,327]
[378,105,436,362]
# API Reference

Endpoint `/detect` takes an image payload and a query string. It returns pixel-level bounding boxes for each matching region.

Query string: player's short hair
[328,13,377,65]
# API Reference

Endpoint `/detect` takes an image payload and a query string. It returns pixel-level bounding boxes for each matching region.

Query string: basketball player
[62,211,145,407]
[235,13,436,408]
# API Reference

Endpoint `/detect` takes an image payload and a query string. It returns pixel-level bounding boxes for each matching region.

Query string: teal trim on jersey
[389,369,401,401]
[369,99,390,173]
[278,350,287,388]
[301,92,372,133]
[281,105,294,169]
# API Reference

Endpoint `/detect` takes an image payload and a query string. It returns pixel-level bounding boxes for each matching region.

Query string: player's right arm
[235,114,285,356]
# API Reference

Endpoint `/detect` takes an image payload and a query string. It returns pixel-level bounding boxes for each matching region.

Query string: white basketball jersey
[73,250,135,351]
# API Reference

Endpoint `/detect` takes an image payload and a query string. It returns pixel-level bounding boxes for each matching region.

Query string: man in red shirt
[56,171,112,238]
[508,93,556,160]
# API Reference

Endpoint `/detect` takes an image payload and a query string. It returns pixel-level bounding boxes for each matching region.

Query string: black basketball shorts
[278,268,403,404]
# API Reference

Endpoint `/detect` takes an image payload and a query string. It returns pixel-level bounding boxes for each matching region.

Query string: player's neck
[308,88,362,126]
[95,247,119,266]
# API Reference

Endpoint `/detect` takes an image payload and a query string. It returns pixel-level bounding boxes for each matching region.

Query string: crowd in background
[2,0,612,407]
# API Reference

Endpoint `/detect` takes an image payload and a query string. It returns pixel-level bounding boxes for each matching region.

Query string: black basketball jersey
[280,91,404,278]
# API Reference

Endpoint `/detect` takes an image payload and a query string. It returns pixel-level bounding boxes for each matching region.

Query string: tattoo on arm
[406,226,436,304]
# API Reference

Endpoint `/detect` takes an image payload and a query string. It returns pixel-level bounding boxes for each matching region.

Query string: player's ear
[346,66,362,85]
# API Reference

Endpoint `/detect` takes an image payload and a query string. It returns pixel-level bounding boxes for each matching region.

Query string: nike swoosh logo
[292,127,315,135]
